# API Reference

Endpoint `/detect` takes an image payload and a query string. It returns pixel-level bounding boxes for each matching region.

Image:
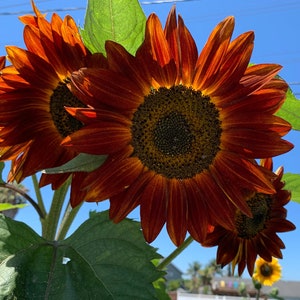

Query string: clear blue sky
[0,0,299,281]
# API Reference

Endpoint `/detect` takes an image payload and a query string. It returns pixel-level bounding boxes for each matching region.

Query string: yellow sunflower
[0,1,107,206]
[253,257,282,286]
[63,8,293,245]
[202,158,295,275]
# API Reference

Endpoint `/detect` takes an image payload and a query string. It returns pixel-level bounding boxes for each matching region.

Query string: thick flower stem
[31,174,47,218]
[42,178,70,240]
[55,202,82,240]
[256,287,261,300]
[157,235,194,271]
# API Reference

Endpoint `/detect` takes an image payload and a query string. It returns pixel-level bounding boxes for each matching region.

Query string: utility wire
[0,0,186,15]
[0,0,52,9]
[0,7,85,15]
[0,0,299,16]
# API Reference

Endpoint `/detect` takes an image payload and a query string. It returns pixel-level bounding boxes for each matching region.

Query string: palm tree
[186,261,201,293]
[199,259,223,294]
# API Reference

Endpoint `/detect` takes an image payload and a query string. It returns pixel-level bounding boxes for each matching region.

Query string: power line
[0,0,52,9]
[141,0,200,4]
[0,0,299,17]
[0,0,199,15]
[0,7,85,16]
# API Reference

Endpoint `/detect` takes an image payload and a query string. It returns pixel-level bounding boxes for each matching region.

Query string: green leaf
[0,212,163,299]
[81,0,146,55]
[0,203,27,211]
[43,153,107,174]
[282,173,300,203]
[152,278,170,300]
[152,258,169,299]
[276,88,300,131]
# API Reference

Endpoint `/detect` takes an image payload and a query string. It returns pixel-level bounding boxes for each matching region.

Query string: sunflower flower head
[253,257,282,286]
[0,1,107,206]
[202,158,296,275]
[63,8,293,246]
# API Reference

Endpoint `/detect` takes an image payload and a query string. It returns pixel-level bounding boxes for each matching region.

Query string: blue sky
[0,0,300,282]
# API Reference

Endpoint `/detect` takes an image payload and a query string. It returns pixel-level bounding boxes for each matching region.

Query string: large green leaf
[282,173,300,203]
[43,153,107,174]
[0,212,163,299]
[81,0,146,55]
[276,88,300,131]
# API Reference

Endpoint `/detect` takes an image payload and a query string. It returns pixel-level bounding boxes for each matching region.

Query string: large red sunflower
[202,158,296,276]
[63,8,293,245]
[0,1,107,205]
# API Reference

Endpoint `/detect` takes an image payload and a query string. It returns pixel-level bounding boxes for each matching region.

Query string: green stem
[157,235,194,270]
[256,287,261,300]
[42,178,71,240]
[55,202,82,240]
[0,182,45,219]
[31,174,47,218]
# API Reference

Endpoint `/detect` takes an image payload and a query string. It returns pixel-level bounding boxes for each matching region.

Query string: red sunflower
[0,1,107,206]
[202,158,296,276]
[63,8,293,245]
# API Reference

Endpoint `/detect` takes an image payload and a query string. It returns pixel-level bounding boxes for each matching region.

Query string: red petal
[185,179,211,243]
[222,128,293,157]
[109,170,154,222]
[166,179,188,246]
[62,122,131,155]
[213,151,275,195]
[71,68,142,111]
[85,155,143,203]
[209,31,254,95]
[193,17,234,90]
[140,174,167,243]
[178,15,198,85]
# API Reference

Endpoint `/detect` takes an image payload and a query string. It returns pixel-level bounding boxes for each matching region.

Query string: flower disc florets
[131,85,221,179]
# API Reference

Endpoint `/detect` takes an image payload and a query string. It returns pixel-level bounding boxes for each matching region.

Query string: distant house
[212,276,300,299]
[165,263,184,282]
[169,276,300,300]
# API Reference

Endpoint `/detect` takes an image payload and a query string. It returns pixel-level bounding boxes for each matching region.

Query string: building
[165,263,184,282]
[168,277,300,300]
[211,277,300,299]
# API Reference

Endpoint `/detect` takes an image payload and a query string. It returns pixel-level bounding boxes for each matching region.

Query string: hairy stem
[157,235,194,270]
[55,202,82,240]
[0,182,45,219]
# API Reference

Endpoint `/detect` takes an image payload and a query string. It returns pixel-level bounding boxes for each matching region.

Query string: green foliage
[0,203,27,211]
[0,212,163,299]
[152,278,171,300]
[43,153,107,174]
[276,88,300,131]
[151,258,170,299]
[282,173,300,203]
[269,287,284,300]
[81,0,146,55]
[166,279,181,292]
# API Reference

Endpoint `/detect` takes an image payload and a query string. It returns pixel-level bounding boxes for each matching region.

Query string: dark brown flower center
[50,81,86,137]
[235,193,272,239]
[131,85,222,179]
[260,263,273,277]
